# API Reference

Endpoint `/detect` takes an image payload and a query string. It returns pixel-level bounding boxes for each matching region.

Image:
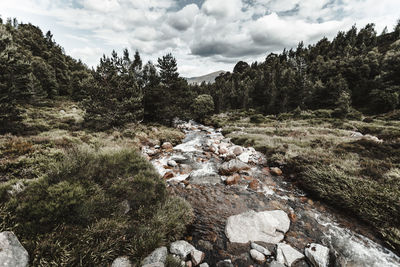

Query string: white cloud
[0,0,399,77]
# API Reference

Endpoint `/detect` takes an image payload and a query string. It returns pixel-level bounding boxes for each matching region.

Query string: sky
[0,0,399,77]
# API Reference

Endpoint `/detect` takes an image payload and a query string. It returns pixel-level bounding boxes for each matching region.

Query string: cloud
[1,0,399,77]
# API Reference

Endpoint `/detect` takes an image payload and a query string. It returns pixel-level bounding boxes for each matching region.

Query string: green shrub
[250,114,265,124]
[0,146,193,266]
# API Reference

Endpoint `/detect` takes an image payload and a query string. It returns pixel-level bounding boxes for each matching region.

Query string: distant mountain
[186,70,226,85]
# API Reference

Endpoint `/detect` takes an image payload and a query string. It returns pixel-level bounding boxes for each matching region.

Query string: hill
[186,70,225,85]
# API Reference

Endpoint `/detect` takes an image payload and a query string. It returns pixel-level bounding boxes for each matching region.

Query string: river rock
[171,155,187,163]
[143,263,164,267]
[225,173,240,185]
[268,261,285,267]
[237,151,251,163]
[199,263,209,267]
[250,249,266,263]
[276,243,304,266]
[170,240,195,259]
[0,231,29,267]
[225,210,290,244]
[162,142,173,150]
[167,160,178,167]
[251,242,271,256]
[232,146,243,156]
[219,159,250,175]
[270,167,282,176]
[142,246,168,265]
[190,249,205,266]
[305,243,329,267]
[111,256,133,267]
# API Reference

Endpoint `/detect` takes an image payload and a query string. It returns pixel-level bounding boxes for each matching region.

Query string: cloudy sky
[0,0,399,77]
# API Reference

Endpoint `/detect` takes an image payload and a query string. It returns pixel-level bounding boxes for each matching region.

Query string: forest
[1,17,400,133]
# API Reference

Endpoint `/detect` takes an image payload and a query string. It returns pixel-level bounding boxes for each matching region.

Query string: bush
[0,146,194,265]
[191,94,215,122]
[250,114,265,124]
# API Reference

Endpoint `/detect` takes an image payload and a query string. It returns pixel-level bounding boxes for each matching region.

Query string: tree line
[1,17,400,133]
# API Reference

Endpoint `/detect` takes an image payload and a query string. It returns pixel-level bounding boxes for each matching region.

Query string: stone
[111,256,133,267]
[199,263,209,267]
[219,159,250,175]
[225,210,290,244]
[250,249,266,263]
[268,261,285,267]
[120,200,130,215]
[190,249,205,266]
[168,160,178,167]
[270,167,282,176]
[186,261,193,267]
[0,231,29,267]
[171,155,187,163]
[170,240,195,259]
[251,242,271,256]
[232,146,243,156]
[216,260,234,267]
[162,142,173,150]
[304,243,329,267]
[142,246,168,265]
[350,131,363,138]
[142,263,164,267]
[219,147,228,154]
[237,151,251,163]
[225,173,240,186]
[163,172,174,179]
[276,243,304,266]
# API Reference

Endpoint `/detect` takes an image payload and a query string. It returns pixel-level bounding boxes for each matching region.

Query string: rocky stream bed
[142,121,400,267]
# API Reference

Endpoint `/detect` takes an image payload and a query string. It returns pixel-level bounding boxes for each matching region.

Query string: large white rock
[225,210,290,244]
[305,243,330,267]
[250,249,266,263]
[276,243,304,266]
[170,240,195,259]
[0,231,29,267]
[142,247,168,265]
[111,256,133,267]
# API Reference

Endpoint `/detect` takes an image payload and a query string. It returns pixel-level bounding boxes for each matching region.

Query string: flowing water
[148,121,400,266]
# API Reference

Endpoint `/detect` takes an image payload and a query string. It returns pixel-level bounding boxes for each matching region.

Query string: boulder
[270,167,282,176]
[251,242,271,256]
[237,151,251,163]
[276,243,304,266]
[219,159,250,175]
[199,263,209,267]
[170,240,195,259]
[171,155,187,163]
[167,160,178,167]
[142,246,168,265]
[0,231,29,267]
[162,142,173,150]
[304,243,329,267]
[190,249,205,266]
[111,256,133,267]
[225,210,290,244]
[232,146,243,156]
[250,249,266,263]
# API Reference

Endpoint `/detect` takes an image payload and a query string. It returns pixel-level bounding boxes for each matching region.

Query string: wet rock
[199,263,209,267]
[248,179,259,190]
[191,249,205,266]
[163,172,174,179]
[0,231,29,267]
[251,242,271,256]
[250,249,266,263]
[304,243,329,267]
[162,142,173,150]
[225,210,290,244]
[170,240,195,259]
[270,167,282,176]
[216,260,234,267]
[111,256,133,267]
[142,246,168,265]
[219,159,250,175]
[225,173,240,186]
[276,243,304,266]
[232,146,243,156]
[168,160,178,167]
[171,155,188,163]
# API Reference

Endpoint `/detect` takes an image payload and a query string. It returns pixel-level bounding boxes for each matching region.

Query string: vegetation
[207,109,400,253]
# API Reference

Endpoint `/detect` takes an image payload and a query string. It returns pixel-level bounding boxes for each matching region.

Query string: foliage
[0,146,194,266]
[191,94,215,122]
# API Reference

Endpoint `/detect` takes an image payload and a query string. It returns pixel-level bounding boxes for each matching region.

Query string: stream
[145,121,400,266]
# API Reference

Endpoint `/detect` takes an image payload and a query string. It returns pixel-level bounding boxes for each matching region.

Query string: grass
[0,99,191,266]
[206,109,400,254]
